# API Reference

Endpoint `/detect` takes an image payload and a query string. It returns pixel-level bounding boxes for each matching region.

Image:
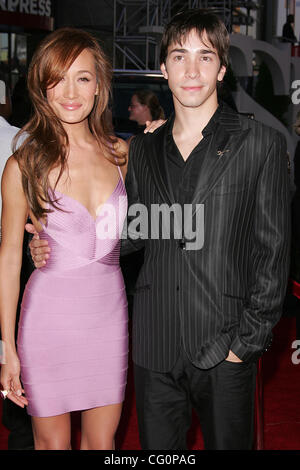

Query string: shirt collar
[166,102,222,138]
[202,103,222,137]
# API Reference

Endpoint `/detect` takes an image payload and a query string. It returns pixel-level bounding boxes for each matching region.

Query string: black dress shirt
[165,104,222,205]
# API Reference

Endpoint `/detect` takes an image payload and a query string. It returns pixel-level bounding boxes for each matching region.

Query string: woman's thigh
[80,403,123,450]
[31,413,71,450]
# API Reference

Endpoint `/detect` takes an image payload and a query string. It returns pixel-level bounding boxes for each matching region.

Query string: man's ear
[160,62,168,80]
[217,65,226,82]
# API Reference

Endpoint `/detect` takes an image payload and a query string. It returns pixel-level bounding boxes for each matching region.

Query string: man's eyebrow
[169,48,187,54]
[199,49,216,55]
[169,48,216,55]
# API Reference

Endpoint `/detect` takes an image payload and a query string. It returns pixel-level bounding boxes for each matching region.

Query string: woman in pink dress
[0,27,128,450]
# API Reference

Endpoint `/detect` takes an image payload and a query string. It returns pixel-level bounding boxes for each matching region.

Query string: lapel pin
[217,149,230,158]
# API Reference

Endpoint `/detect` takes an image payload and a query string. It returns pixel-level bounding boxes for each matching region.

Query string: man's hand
[225,350,243,363]
[25,223,50,268]
[144,119,166,133]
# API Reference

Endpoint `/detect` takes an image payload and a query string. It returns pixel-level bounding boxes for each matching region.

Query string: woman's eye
[79,77,90,82]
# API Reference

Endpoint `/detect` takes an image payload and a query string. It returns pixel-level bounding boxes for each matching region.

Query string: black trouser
[2,400,33,450]
[134,347,257,450]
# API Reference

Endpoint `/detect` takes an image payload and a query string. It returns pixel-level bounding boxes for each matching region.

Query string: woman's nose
[63,79,77,99]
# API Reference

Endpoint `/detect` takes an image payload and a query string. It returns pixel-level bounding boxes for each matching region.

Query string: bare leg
[80,403,123,450]
[31,413,71,450]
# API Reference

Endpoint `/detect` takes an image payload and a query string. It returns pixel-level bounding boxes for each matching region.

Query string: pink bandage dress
[17,172,128,417]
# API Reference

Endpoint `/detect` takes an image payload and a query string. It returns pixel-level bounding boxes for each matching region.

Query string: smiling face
[46,48,98,127]
[160,29,226,113]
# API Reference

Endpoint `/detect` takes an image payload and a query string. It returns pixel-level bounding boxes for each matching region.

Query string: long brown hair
[13,27,125,219]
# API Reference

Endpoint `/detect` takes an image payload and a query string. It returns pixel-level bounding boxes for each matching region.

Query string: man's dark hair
[160,9,229,69]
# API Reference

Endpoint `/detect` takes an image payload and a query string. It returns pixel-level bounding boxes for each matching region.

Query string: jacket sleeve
[120,136,146,257]
[230,131,291,361]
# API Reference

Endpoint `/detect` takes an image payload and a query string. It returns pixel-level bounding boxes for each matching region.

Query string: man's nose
[185,59,200,78]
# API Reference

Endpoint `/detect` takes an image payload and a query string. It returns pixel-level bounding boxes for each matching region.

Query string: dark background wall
[53,0,115,58]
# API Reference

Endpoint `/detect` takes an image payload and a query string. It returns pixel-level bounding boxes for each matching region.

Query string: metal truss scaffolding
[113,0,259,70]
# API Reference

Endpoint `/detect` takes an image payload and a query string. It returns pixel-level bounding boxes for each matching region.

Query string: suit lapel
[144,119,175,206]
[144,117,184,237]
[189,105,251,209]
[143,105,251,211]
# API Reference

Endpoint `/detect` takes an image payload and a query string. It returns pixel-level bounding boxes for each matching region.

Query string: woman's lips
[60,103,82,110]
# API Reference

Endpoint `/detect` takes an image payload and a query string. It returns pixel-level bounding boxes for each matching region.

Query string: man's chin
[177,100,205,109]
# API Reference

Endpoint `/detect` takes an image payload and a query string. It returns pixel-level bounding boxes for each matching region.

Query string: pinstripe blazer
[122,104,291,372]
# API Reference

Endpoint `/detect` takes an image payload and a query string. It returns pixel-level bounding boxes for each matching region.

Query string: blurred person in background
[128,89,165,131]
[282,14,297,44]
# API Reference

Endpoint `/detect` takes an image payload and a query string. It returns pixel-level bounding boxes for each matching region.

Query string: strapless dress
[17,174,128,417]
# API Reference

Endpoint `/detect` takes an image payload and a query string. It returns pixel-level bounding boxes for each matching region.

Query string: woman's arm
[0,155,29,407]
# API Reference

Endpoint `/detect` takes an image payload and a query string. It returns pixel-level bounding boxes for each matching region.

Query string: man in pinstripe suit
[123,9,290,450]
[29,10,290,450]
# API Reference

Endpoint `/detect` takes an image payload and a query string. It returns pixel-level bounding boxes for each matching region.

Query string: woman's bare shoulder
[3,154,19,171]
[2,155,22,185]
[1,155,27,220]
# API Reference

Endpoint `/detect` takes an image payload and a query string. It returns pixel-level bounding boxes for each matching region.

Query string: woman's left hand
[144,119,166,133]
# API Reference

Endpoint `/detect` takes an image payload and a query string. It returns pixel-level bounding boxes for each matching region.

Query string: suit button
[179,238,186,250]
[176,285,180,291]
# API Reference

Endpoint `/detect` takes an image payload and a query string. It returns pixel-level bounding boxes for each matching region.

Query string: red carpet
[262,316,300,450]
[0,316,299,450]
